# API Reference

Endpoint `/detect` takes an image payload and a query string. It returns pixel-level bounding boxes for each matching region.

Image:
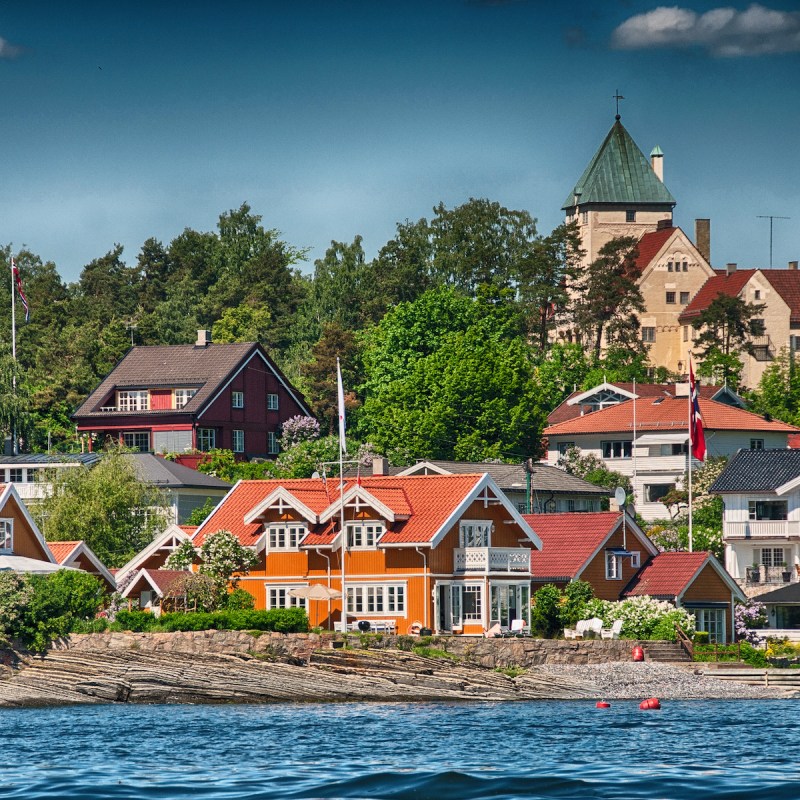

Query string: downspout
[315,547,332,630]
[415,547,429,630]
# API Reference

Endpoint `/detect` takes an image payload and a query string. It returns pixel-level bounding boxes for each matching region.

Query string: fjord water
[2,700,798,799]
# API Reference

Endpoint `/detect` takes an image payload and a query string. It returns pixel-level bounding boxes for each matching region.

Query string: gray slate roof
[128,453,231,490]
[0,453,102,467]
[73,342,308,419]
[750,582,800,604]
[562,119,676,210]
[710,449,800,493]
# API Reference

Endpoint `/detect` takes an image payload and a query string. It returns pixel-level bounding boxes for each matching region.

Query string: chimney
[790,261,798,271]
[726,263,737,276]
[195,329,212,347]
[657,219,673,230]
[372,456,388,476]
[695,219,711,264]
[650,145,664,182]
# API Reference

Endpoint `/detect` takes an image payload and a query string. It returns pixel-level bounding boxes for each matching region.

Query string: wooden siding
[578,525,642,600]
[3,497,51,561]
[682,563,732,603]
[150,389,172,411]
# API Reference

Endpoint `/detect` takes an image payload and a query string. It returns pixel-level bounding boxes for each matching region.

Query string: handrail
[675,624,694,660]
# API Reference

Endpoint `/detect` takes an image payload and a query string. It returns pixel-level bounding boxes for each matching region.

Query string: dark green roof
[562,119,676,210]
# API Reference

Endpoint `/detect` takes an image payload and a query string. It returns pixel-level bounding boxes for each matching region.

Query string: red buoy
[632,645,644,662]
[596,701,611,709]
[639,697,661,710]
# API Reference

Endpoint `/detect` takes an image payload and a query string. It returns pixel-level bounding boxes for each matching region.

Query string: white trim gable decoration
[115,523,193,583]
[675,554,746,605]
[575,515,658,580]
[0,483,56,563]
[567,382,637,407]
[244,487,320,526]
[319,485,400,525]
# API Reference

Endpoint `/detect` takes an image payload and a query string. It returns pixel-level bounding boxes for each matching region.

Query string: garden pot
[419,628,432,636]
[782,571,792,583]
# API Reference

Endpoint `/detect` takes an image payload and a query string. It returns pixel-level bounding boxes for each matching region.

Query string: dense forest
[3,199,790,463]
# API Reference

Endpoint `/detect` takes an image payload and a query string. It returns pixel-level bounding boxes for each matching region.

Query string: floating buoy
[596,701,611,709]
[632,645,644,662]
[639,697,661,710]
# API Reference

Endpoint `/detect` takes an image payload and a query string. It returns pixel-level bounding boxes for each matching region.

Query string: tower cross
[613,90,625,119]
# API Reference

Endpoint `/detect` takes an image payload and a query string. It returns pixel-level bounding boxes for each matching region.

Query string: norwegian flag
[689,362,706,462]
[11,258,29,322]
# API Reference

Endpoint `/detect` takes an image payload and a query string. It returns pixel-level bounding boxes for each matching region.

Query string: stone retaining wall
[64,631,639,667]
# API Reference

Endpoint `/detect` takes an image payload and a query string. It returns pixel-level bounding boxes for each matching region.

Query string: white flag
[337,357,347,454]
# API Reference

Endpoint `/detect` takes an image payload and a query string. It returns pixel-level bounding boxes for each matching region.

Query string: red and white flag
[11,258,29,322]
[689,361,706,462]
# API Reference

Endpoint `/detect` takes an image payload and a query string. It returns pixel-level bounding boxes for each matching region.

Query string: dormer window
[174,388,196,409]
[346,521,384,548]
[268,523,306,550]
[0,519,12,551]
[459,520,491,548]
[118,390,148,411]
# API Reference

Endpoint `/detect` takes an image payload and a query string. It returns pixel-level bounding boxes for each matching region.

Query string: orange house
[46,540,116,591]
[0,483,63,572]
[192,473,543,635]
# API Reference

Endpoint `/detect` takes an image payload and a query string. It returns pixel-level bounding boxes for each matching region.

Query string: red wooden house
[72,331,310,459]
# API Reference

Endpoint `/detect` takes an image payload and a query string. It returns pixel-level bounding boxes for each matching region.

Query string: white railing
[726,520,800,539]
[13,483,52,500]
[454,547,531,573]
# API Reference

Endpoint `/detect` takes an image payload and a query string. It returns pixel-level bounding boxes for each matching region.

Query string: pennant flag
[337,357,347,454]
[11,259,29,322]
[689,361,706,462]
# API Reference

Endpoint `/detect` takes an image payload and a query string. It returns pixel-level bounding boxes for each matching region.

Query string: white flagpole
[337,357,347,631]
[10,259,16,455]
[687,355,693,553]
[632,378,637,509]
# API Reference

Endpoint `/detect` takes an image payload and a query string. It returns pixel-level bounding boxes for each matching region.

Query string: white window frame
[122,431,151,452]
[174,388,196,409]
[117,390,148,411]
[346,583,406,616]
[267,431,280,455]
[8,468,23,483]
[601,440,632,459]
[232,391,244,409]
[265,584,307,611]
[749,500,788,521]
[197,428,216,451]
[750,439,765,450]
[346,521,384,549]
[459,520,492,548]
[0,519,12,551]
[267,393,279,411]
[232,429,245,454]
[267,524,306,551]
[759,547,786,568]
[605,552,622,580]
[630,551,641,568]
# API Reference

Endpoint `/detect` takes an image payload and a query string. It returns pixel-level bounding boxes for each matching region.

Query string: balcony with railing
[726,520,800,539]
[745,565,796,586]
[751,334,774,361]
[454,547,531,574]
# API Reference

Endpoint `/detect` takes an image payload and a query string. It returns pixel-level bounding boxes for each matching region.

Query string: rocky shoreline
[0,631,792,707]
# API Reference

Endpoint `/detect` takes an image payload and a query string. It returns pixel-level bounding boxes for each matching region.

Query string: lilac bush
[280,415,321,449]
[734,599,767,645]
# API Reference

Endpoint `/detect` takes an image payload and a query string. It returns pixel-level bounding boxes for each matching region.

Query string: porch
[453,547,531,574]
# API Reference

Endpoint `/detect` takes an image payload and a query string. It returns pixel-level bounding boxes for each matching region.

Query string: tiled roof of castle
[635,226,677,271]
[544,397,797,436]
[677,270,756,324]
[193,474,491,548]
[760,270,800,326]
[523,512,623,579]
[562,119,675,209]
[710,448,800,493]
[622,551,709,599]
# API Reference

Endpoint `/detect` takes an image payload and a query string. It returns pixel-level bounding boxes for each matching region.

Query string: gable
[636,227,715,283]
[0,485,54,562]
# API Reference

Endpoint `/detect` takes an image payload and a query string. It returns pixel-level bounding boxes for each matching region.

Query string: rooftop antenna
[613,90,624,120]
[756,215,790,268]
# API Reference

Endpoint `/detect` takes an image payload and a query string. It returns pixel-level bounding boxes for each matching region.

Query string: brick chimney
[789,261,798,271]
[695,219,711,264]
[195,329,212,347]
[726,263,737,276]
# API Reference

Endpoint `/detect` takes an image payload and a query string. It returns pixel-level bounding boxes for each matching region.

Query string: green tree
[557,447,631,500]
[692,293,765,388]
[571,236,644,357]
[34,446,171,567]
[195,530,259,609]
[311,236,371,330]
[746,347,800,425]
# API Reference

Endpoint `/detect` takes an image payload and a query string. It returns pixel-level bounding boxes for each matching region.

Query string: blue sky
[1,1,799,282]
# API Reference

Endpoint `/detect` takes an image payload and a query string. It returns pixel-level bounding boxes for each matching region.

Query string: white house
[544,394,797,520]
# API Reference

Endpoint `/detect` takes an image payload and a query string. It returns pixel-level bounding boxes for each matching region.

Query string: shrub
[693,631,710,645]
[531,584,563,638]
[735,599,767,645]
[115,609,159,632]
[225,588,256,611]
[560,580,594,626]
[71,617,110,634]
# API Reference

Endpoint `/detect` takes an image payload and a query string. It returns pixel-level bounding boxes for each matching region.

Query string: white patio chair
[601,619,623,640]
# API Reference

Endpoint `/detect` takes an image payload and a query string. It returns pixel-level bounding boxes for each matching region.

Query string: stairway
[642,641,692,663]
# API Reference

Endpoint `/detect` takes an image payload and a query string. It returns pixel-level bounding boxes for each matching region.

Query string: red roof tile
[143,569,192,594]
[623,551,709,598]
[678,270,756,324]
[524,512,623,578]
[178,525,198,535]
[635,226,676,271]
[194,474,488,547]
[47,541,81,564]
[544,397,798,436]
[759,270,800,326]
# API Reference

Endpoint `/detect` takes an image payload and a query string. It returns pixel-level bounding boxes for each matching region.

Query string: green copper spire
[563,119,676,210]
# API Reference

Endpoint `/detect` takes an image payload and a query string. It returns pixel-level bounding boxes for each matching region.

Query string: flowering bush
[578,595,695,640]
[280,415,321,449]
[734,599,767,644]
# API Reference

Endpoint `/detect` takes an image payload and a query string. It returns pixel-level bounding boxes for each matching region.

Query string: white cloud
[611,4,800,56]
[0,37,22,60]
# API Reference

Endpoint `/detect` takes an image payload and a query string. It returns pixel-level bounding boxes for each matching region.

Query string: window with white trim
[346,584,405,615]
[459,520,491,548]
[232,391,244,409]
[117,390,148,411]
[8,468,23,483]
[759,547,786,568]
[268,524,306,550]
[267,393,279,411]
[630,551,641,568]
[601,440,632,459]
[123,431,150,452]
[346,521,384,548]
[0,519,11,551]
[750,439,764,450]
[606,552,622,580]
[461,584,482,621]
[266,585,307,610]
[174,388,196,409]
[641,327,656,343]
[267,431,279,454]
[749,500,787,521]
[232,429,244,453]
[197,428,216,451]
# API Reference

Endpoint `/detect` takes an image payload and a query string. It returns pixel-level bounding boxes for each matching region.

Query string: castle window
[626,210,636,222]
[666,292,676,304]
[667,262,673,272]
[641,327,656,343]
[680,292,690,304]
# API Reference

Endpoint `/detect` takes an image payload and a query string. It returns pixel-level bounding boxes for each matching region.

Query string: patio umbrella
[289,584,343,629]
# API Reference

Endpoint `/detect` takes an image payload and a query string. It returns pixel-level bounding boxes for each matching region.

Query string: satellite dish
[614,487,627,508]
[311,471,320,479]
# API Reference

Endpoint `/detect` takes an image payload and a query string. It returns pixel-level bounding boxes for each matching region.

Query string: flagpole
[632,378,637,509]
[10,259,16,455]
[337,357,347,632]
[687,354,693,553]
